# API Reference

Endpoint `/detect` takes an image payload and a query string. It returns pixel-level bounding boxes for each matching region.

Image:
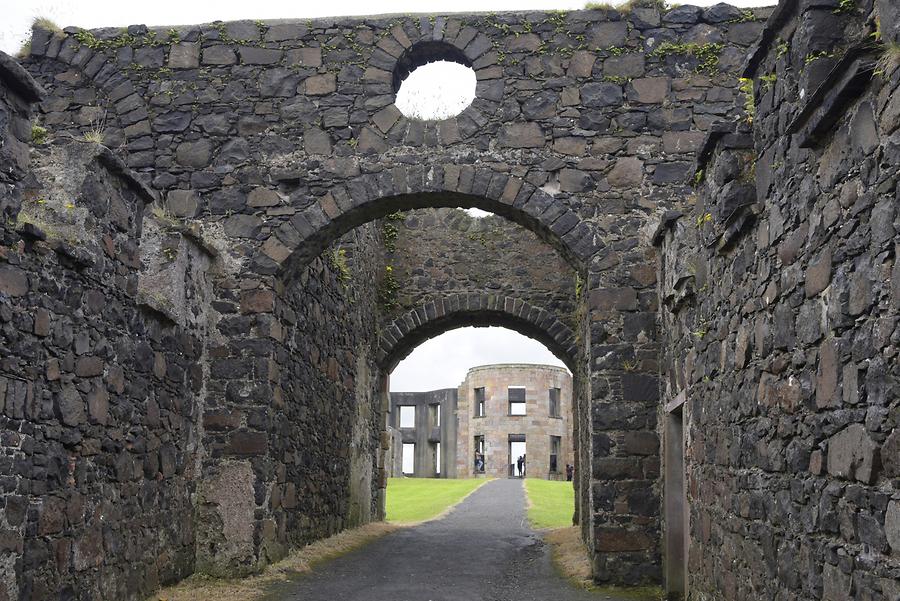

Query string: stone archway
[257,165,595,279]
[377,293,578,372]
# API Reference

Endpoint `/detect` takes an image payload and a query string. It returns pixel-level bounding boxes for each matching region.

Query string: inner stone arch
[378,295,580,373]
[267,172,593,283]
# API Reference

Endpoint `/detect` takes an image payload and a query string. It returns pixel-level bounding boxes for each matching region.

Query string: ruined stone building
[388,363,575,480]
[0,0,898,598]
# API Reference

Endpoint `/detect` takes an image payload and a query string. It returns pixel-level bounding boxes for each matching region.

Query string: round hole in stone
[393,41,476,121]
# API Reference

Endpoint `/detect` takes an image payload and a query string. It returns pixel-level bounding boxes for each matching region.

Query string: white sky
[389,327,566,391]
[3,0,767,54]
[2,0,766,393]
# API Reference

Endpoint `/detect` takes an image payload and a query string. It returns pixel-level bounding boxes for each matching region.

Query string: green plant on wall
[378,264,401,310]
[382,211,405,254]
[649,42,723,73]
[31,124,48,145]
[833,0,854,15]
[876,42,900,77]
[329,248,351,285]
[738,77,755,125]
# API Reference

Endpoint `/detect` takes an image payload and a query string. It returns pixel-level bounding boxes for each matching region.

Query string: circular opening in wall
[393,41,477,121]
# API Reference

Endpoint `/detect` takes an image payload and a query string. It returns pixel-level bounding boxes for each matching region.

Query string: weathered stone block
[608,157,643,188]
[238,47,282,65]
[166,190,200,217]
[498,122,544,148]
[202,45,237,65]
[805,247,832,297]
[826,424,879,484]
[0,265,28,297]
[227,430,268,456]
[815,337,839,409]
[304,73,337,95]
[168,43,200,68]
[887,500,900,553]
[590,288,638,311]
[630,78,669,104]
[248,187,281,208]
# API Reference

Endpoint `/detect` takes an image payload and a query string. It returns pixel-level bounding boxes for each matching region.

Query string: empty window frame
[435,442,441,475]
[508,386,526,415]
[474,387,486,417]
[430,403,441,428]
[550,436,561,473]
[549,387,561,418]
[399,406,415,429]
[474,435,485,473]
[402,443,415,474]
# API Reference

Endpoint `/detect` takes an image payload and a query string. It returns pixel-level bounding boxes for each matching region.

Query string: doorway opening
[402,443,416,476]
[665,398,687,599]
[509,437,526,478]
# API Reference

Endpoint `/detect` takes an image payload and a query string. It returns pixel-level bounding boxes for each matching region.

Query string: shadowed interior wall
[656,1,900,598]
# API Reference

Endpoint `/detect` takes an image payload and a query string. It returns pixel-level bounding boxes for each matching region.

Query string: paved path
[271,479,617,601]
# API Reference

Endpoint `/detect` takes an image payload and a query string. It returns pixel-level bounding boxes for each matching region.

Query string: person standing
[516,455,524,478]
[566,463,574,481]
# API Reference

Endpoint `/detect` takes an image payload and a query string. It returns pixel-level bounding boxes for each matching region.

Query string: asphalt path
[272,478,620,601]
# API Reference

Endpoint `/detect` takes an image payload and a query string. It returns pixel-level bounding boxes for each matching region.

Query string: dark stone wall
[194,225,384,576]
[0,53,43,220]
[15,1,776,591]
[656,1,900,598]
[274,226,385,546]
[1,139,209,600]
[386,208,576,331]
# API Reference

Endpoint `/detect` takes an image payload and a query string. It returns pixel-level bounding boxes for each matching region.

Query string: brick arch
[25,25,154,168]
[377,294,578,373]
[259,164,596,278]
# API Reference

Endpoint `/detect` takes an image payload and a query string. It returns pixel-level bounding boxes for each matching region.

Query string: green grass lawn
[385,478,488,523]
[524,478,575,529]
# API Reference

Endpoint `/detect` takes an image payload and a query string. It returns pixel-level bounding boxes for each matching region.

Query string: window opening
[474,387,485,417]
[393,41,476,121]
[435,442,441,476]
[509,437,526,478]
[399,405,415,429]
[474,435,485,473]
[402,443,415,475]
[508,386,526,416]
[549,387,561,418]
[550,436,561,474]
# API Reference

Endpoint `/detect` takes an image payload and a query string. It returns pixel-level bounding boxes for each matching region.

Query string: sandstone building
[388,363,575,480]
[0,0,898,599]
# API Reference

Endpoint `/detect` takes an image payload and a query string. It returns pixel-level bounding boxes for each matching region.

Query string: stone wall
[194,225,385,576]
[1,137,210,599]
[386,208,576,331]
[455,364,574,481]
[15,1,778,590]
[655,0,900,599]
[0,53,43,220]
[388,388,458,478]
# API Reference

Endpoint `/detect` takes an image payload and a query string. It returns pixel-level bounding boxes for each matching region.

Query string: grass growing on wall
[524,478,575,530]
[385,478,488,523]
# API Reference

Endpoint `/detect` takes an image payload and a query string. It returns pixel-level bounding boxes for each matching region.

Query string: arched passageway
[378,294,578,372]
[261,166,596,281]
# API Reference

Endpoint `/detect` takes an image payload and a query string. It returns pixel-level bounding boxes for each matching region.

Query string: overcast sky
[4,0,767,54]
[389,327,567,391]
[2,0,766,392]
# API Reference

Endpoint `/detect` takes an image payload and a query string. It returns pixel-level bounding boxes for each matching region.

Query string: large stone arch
[259,164,595,279]
[377,293,578,372]
[26,26,154,163]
